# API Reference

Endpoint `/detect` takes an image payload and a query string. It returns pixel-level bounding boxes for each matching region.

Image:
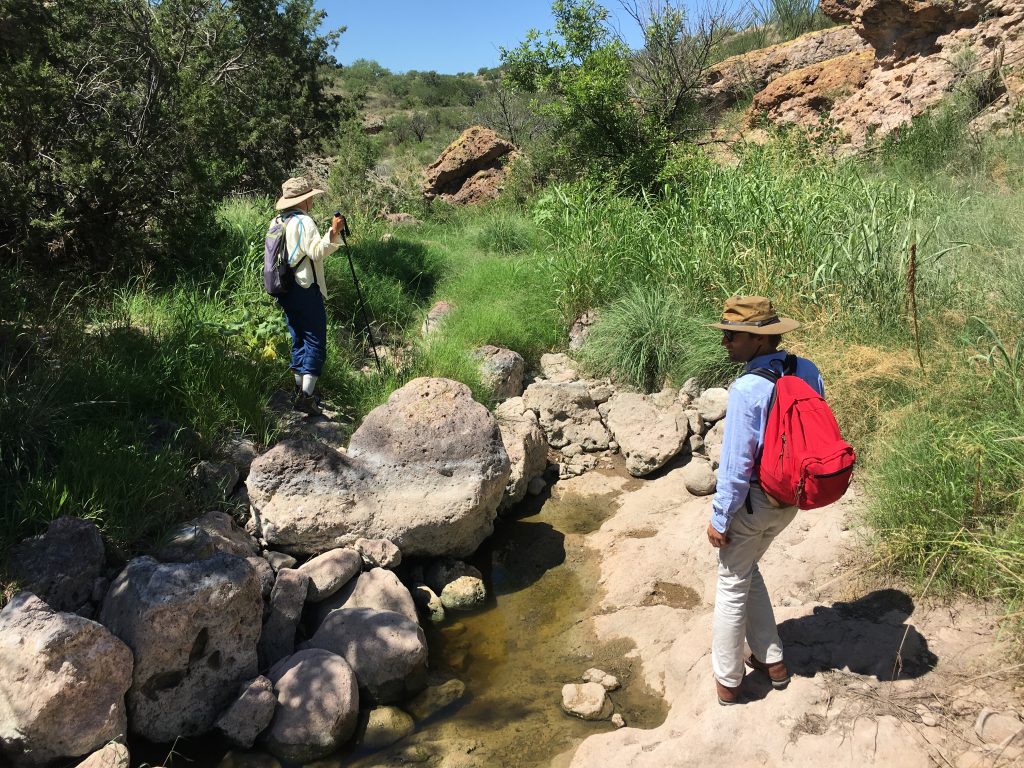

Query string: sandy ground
[551,465,1024,768]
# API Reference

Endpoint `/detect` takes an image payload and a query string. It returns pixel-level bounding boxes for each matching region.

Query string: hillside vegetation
[2,0,1022,626]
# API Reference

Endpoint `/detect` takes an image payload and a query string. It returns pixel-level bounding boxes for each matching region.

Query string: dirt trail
[550,465,1022,768]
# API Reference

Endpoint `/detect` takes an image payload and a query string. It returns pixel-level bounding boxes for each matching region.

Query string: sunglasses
[721,330,737,342]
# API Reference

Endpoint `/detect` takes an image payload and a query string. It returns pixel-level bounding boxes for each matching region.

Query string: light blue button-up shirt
[709,351,825,534]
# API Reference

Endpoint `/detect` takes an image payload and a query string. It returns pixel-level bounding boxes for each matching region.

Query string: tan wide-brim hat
[707,295,801,335]
[275,176,324,210]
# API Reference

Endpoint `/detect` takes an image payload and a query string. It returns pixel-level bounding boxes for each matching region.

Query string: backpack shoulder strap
[744,367,780,384]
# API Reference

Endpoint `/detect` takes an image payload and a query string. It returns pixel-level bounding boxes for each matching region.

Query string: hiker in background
[705,296,824,706]
[272,176,345,415]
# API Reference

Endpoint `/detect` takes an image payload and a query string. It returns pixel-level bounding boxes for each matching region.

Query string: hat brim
[275,188,325,210]
[707,317,801,335]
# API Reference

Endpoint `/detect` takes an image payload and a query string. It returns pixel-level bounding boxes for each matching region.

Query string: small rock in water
[440,575,487,611]
[582,668,620,691]
[361,705,415,750]
[405,678,466,720]
[561,682,613,721]
[611,713,626,728]
[412,583,446,623]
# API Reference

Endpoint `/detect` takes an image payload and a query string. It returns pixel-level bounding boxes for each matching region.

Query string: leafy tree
[0,0,346,272]
[501,0,668,188]
[410,112,431,142]
[501,0,727,188]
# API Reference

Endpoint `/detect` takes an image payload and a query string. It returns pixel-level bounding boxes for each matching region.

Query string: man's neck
[746,347,782,364]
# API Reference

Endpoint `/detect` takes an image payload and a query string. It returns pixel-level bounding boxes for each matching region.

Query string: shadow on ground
[779,589,938,681]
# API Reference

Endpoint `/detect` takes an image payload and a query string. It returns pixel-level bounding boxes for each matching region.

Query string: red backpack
[747,355,855,510]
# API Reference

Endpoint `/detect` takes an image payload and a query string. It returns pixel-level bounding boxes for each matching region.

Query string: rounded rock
[682,459,717,496]
[263,649,359,762]
[302,608,427,704]
[561,682,613,721]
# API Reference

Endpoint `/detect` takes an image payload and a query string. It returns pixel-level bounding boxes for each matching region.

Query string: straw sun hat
[275,176,324,211]
[707,296,801,335]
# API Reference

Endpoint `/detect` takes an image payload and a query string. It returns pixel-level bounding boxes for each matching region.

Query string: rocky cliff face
[739,0,1024,145]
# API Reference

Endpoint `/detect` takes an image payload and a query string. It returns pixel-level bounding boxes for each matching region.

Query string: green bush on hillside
[0,0,345,274]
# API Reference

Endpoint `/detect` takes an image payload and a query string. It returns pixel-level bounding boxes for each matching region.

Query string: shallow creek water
[133,475,668,768]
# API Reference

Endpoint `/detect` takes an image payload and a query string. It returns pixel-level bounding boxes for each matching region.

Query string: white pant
[712,485,798,688]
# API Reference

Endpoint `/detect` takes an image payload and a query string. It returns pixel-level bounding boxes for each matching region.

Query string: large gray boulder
[303,608,428,704]
[99,554,262,742]
[522,381,611,451]
[0,593,132,767]
[495,396,549,510]
[604,392,690,477]
[248,378,510,557]
[313,568,418,626]
[264,649,359,762]
[8,517,105,613]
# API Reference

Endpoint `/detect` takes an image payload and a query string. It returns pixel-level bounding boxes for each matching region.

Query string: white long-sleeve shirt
[283,212,340,299]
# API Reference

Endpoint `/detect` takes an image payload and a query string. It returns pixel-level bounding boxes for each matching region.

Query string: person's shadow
[776,589,938,682]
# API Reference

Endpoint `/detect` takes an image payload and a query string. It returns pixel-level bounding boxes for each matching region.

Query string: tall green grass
[580,285,736,391]
[534,139,960,340]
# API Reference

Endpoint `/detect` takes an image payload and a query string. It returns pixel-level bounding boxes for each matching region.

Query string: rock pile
[520,353,728,486]
[0,358,736,763]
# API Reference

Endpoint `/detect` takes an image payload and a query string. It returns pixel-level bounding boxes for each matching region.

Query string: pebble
[611,713,626,728]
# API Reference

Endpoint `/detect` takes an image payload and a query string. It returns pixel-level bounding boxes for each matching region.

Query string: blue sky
[317,1,649,74]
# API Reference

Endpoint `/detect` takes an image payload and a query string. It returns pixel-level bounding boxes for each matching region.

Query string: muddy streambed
[132,478,667,768]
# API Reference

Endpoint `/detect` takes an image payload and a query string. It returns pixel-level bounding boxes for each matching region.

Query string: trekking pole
[334,213,383,374]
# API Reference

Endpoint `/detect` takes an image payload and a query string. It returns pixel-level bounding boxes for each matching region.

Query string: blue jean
[276,282,327,377]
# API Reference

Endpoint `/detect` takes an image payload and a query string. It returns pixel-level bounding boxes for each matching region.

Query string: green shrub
[473,211,538,255]
[580,285,736,391]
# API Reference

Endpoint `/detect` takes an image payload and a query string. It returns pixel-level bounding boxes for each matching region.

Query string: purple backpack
[263,212,302,296]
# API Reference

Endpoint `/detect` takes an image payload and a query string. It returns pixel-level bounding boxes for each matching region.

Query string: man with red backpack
[705,296,853,706]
